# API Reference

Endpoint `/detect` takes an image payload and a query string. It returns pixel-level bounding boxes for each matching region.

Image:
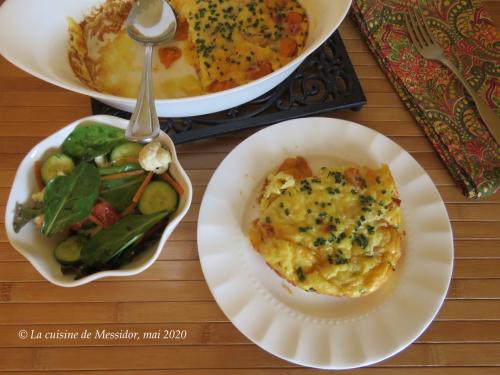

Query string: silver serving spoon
[125,0,177,143]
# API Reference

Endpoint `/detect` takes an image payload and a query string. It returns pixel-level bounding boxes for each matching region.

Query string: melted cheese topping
[172,0,308,91]
[67,0,308,98]
[92,30,203,98]
[248,157,404,298]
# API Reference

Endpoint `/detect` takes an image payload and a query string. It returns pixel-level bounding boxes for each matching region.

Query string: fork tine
[408,7,431,47]
[405,7,424,50]
[416,2,436,44]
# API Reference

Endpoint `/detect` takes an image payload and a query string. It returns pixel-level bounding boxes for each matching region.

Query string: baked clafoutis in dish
[248,157,404,298]
[68,0,308,98]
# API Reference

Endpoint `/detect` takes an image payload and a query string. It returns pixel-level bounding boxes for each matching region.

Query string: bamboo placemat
[0,2,499,372]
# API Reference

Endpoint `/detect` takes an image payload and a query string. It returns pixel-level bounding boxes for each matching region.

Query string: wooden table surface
[0,1,499,373]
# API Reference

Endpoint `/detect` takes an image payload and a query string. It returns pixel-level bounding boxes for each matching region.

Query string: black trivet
[91,31,366,144]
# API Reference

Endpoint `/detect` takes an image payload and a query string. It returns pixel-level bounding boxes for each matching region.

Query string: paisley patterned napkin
[351,0,499,198]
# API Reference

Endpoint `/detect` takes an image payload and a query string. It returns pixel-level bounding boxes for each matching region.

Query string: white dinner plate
[197,117,453,369]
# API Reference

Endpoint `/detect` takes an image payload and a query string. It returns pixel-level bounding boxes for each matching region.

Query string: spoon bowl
[125,0,177,143]
[126,0,177,45]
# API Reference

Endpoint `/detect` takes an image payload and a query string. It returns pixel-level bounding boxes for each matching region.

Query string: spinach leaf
[42,163,100,236]
[100,174,146,212]
[81,211,169,268]
[62,121,125,161]
[107,221,166,269]
[13,202,42,233]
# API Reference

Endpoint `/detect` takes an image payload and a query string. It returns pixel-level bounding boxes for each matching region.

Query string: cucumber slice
[110,142,143,165]
[41,153,75,184]
[99,163,142,176]
[53,235,85,265]
[139,181,178,215]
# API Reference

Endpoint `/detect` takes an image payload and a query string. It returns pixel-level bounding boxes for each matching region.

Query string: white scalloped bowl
[4,115,193,287]
[0,0,351,117]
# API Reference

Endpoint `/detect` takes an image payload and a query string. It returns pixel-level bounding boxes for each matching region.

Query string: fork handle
[440,58,500,144]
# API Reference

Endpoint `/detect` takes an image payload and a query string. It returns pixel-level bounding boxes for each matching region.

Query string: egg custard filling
[68,0,308,98]
[248,157,404,298]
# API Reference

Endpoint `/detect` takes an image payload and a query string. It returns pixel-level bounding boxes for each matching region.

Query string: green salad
[14,121,184,279]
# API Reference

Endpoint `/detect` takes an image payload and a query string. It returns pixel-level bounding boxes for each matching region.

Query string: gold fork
[404,6,500,143]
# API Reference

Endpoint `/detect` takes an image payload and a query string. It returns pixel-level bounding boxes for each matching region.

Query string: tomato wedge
[208,80,237,92]
[246,61,273,80]
[92,202,120,228]
[278,37,298,57]
[158,47,182,69]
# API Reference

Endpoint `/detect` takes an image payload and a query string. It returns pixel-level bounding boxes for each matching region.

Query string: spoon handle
[126,43,160,143]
